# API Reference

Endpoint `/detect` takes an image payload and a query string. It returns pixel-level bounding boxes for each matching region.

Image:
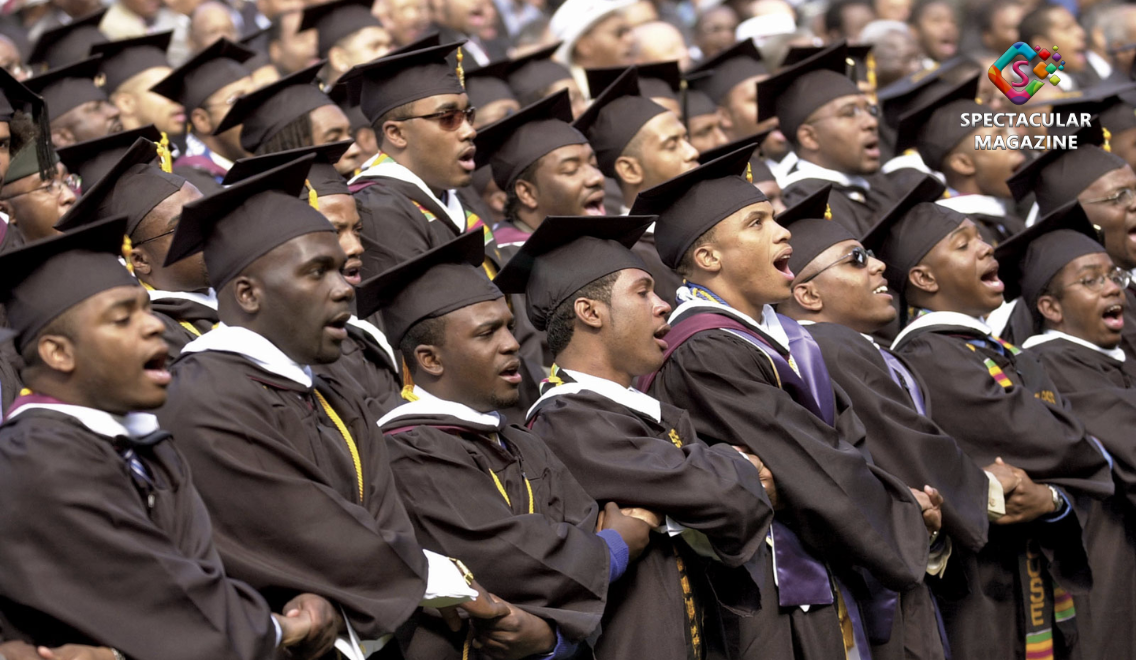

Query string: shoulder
[0,413,123,505]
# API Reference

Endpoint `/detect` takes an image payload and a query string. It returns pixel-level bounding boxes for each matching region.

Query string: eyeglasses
[1083,187,1136,207]
[0,173,80,201]
[1070,267,1131,292]
[132,227,177,246]
[797,246,874,284]
[390,106,476,131]
[808,103,879,123]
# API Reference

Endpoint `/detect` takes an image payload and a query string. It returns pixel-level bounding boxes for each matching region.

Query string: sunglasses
[391,106,476,131]
[797,246,874,284]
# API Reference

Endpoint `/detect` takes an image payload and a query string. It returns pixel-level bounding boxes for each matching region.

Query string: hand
[469,602,556,660]
[984,457,1022,494]
[995,468,1057,525]
[440,580,511,631]
[280,593,343,659]
[910,486,943,535]
[0,641,40,660]
[733,446,781,510]
[599,501,653,560]
[272,609,314,649]
[620,507,663,528]
[34,647,115,660]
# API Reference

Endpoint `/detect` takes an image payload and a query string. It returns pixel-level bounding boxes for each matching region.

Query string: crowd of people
[0,0,1133,658]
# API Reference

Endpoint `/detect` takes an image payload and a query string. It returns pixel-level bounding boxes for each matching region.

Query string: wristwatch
[110,650,126,660]
[1048,485,1064,513]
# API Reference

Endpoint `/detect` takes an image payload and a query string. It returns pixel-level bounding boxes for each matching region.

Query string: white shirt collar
[1086,50,1113,80]
[378,385,503,429]
[349,153,465,233]
[796,318,881,349]
[770,150,798,186]
[527,368,661,422]
[881,151,930,174]
[1022,329,1126,362]
[7,402,160,438]
[180,323,314,387]
[781,157,872,192]
[892,310,990,350]
[935,194,1008,217]
[146,287,218,309]
[672,285,790,351]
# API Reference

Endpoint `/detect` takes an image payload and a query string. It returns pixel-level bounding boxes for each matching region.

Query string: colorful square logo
[988,41,1064,105]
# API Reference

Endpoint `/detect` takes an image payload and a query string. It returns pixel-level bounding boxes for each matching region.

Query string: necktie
[878,348,926,415]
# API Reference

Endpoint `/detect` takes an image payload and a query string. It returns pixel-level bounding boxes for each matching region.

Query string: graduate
[91,33,185,140]
[364,230,654,659]
[55,125,162,192]
[463,58,520,128]
[682,72,729,156]
[997,200,1136,659]
[686,40,770,145]
[223,141,403,419]
[298,0,392,86]
[585,61,684,116]
[632,146,932,659]
[54,137,213,359]
[775,182,1019,660]
[26,9,108,72]
[762,41,898,235]
[505,42,588,119]
[1048,83,1136,172]
[0,137,74,243]
[0,217,338,659]
[24,58,123,148]
[875,55,971,177]
[156,156,489,652]
[867,183,1115,660]
[500,215,775,660]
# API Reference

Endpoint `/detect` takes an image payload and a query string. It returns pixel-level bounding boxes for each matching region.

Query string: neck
[618,182,642,209]
[557,342,634,389]
[383,148,447,197]
[920,299,992,320]
[689,276,770,322]
[512,212,542,234]
[23,378,129,416]
[948,175,982,196]
[197,132,242,162]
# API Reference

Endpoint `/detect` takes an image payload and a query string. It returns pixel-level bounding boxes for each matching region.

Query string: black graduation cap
[587,61,682,101]
[238,26,272,72]
[757,41,861,144]
[473,90,586,191]
[0,215,136,351]
[54,137,184,236]
[464,58,516,109]
[224,140,353,197]
[687,39,765,105]
[1005,117,1126,216]
[783,44,874,83]
[572,68,666,177]
[775,185,856,277]
[149,38,254,111]
[861,174,953,296]
[1047,82,1136,137]
[630,144,767,269]
[696,129,772,165]
[24,56,107,122]
[0,68,53,183]
[994,200,1103,315]
[506,42,572,105]
[27,8,108,70]
[299,0,383,59]
[327,79,369,132]
[681,70,718,121]
[877,59,964,128]
[164,154,335,289]
[213,61,334,153]
[495,215,654,331]
[90,32,172,94]
[338,39,464,126]
[357,230,501,345]
[894,73,982,172]
[57,125,163,190]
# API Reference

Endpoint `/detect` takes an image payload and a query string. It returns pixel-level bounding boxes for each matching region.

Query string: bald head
[190,2,239,53]
[633,21,690,69]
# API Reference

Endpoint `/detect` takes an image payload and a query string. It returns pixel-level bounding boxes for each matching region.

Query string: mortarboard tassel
[121,235,135,274]
[865,53,878,104]
[680,78,689,130]
[400,357,419,401]
[456,47,465,88]
[1103,127,1112,152]
[305,179,319,210]
[824,204,832,220]
[745,162,753,183]
[157,133,173,173]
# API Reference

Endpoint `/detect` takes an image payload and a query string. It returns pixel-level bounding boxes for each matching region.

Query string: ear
[381,118,409,150]
[692,242,721,274]
[944,151,975,178]
[38,333,76,374]
[328,45,349,75]
[414,344,444,377]
[792,281,823,312]
[514,178,540,211]
[908,264,938,295]
[1037,294,1063,327]
[232,275,261,315]
[129,247,153,277]
[573,296,605,331]
[190,107,214,135]
[613,155,643,187]
[50,127,74,148]
[796,122,820,152]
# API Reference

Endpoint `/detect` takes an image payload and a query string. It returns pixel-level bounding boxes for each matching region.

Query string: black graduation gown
[149,295,219,359]
[781,172,899,236]
[0,221,24,410]
[648,306,930,659]
[380,408,611,659]
[527,383,774,660]
[311,323,403,421]
[157,349,429,641]
[632,231,684,307]
[891,320,1115,660]
[0,409,279,659]
[1027,337,1136,659]
[807,322,995,660]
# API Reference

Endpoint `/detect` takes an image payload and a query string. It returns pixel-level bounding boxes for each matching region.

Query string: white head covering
[551,0,637,64]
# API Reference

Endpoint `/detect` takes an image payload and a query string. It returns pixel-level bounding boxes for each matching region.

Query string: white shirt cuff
[984,470,1007,521]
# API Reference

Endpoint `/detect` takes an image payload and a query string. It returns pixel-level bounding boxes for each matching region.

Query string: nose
[332,272,355,302]
[459,113,477,141]
[978,239,995,259]
[651,291,672,316]
[141,309,166,338]
[501,327,520,355]
[869,255,886,275]
[681,138,699,164]
[584,163,604,188]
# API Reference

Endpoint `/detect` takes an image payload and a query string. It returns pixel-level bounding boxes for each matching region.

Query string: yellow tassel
[865,53,877,91]
[1103,127,1112,152]
[745,162,753,183]
[121,235,135,274]
[824,204,832,220]
[157,133,173,173]
[456,47,465,88]
[400,357,418,401]
[305,179,319,210]
[942,188,951,198]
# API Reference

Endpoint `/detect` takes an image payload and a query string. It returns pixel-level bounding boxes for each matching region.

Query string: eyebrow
[632,276,654,289]
[946,224,971,239]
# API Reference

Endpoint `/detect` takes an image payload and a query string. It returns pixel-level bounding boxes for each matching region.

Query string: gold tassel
[122,235,135,274]
[865,53,877,91]
[824,204,832,220]
[456,47,465,88]
[745,162,753,183]
[305,179,319,210]
[400,357,419,401]
[157,132,173,173]
[1103,127,1112,152]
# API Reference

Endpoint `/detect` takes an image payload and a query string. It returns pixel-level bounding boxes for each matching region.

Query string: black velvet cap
[783,44,873,83]
[1005,118,1126,215]
[213,61,334,152]
[687,39,765,104]
[238,26,272,72]
[299,0,382,58]
[150,38,255,111]
[164,155,335,289]
[1048,82,1136,135]
[359,230,502,344]
[465,58,516,108]
[90,32,172,93]
[696,129,772,164]
[338,39,464,125]
[28,9,107,69]
[994,200,1103,314]
[224,140,352,197]
[776,185,856,277]
[861,174,954,296]
[757,41,861,143]
[877,64,956,128]
[0,215,136,351]
[55,137,184,236]
[572,68,667,177]
[631,144,768,269]
[25,57,107,122]
[495,215,653,330]
[506,42,572,104]
[328,78,370,132]
[57,125,162,190]
[0,68,53,182]
[894,73,982,172]
[473,90,586,190]
[586,61,681,101]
